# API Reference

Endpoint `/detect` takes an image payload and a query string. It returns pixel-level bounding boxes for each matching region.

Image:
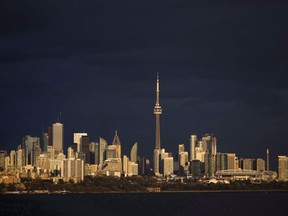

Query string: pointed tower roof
[112,130,121,146]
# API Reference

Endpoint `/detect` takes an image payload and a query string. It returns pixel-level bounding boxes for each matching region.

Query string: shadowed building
[73,132,88,153]
[81,135,90,164]
[99,137,108,165]
[22,135,41,166]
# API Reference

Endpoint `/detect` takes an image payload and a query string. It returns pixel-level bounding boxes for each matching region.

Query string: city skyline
[1,1,288,171]
[0,74,285,172]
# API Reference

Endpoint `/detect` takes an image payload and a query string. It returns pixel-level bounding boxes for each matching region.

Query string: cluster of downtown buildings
[0,122,144,184]
[1,74,288,185]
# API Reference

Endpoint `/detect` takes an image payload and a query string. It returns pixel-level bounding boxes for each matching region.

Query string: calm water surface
[0,191,287,216]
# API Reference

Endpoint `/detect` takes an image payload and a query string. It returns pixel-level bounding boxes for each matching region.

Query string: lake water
[0,191,287,216]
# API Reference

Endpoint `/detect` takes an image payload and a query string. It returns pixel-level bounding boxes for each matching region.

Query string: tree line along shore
[1,176,288,194]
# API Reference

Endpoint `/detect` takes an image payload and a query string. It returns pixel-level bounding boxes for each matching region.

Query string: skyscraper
[190,135,197,161]
[41,131,49,152]
[99,137,108,164]
[81,135,90,164]
[130,142,138,163]
[73,132,88,152]
[267,148,270,171]
[22,135,40,166]
[278,156,288,180]
[153,73,162,175]
[112,131,121,159]
[52,122,63,153]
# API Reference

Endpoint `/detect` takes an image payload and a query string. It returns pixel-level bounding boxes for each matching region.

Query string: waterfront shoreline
[2,189,288,195]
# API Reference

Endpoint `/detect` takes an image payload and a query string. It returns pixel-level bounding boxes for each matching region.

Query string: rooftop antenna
[57,112,62,123]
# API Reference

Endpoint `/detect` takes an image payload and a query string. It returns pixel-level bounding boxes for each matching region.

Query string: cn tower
[153,73,162,175]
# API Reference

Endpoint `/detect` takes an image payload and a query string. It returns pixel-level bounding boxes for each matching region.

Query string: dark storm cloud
[0,0,288,169]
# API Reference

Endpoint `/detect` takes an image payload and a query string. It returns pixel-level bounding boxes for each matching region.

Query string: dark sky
[1,0,288,170]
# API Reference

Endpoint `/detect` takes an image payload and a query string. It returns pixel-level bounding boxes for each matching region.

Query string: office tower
[227,153,236,170]
[179,152,189,167]
[47,145,56,160]
[201,134,211,152]
[70,143,77,153]
[153,73,162,175]
[154,148,161,175]
[9,150,16,169]
[178,144,185,154]
[128,161,138,176]
[240,158,255,170]
[190,135,197,161]
[89,142,95,164]
[130,142,138,163]
[36,154,50,170]
[99,137,108,164]
[195,143,205,162]
[81,135,90,164]
[204,153,215,177]
[94,142,100,165]
[52,122,63,152]
[112,131,121,159]
[256,158,265,171]
[22,135,40,166]
[48,126,52,146]
[73,132,88,152]
[61,158,84,183]
[123,155,129,176]
[278,156,288,180]
[106,145,117,159]
[267,148,270,171]
[67,147,75,159]
[4,156,10,171]
[16,148,23,169]
[41,131,49,152]
[138,156,146,175]
[203,135,217,177]
[211,136,217,155]
[190,160,201,178]
[161,157,174,176]
[216,153,226,171]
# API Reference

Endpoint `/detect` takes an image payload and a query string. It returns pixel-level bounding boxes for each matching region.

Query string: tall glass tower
[153,73,162,175]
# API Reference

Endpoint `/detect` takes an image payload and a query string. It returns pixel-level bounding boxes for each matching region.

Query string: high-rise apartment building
[256,158,265,171]
[227,153,236,170]
[52,122,63,152]
[190,135,197,161]
[123,155,129,176]
[278,156,288,180]
[99,137,108,164]
[130,142,138,163]
[9,150,16,169]
[16,148,23,169]
[153,73,162,175]
[161,157,174,176]
[179,152,189,167]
